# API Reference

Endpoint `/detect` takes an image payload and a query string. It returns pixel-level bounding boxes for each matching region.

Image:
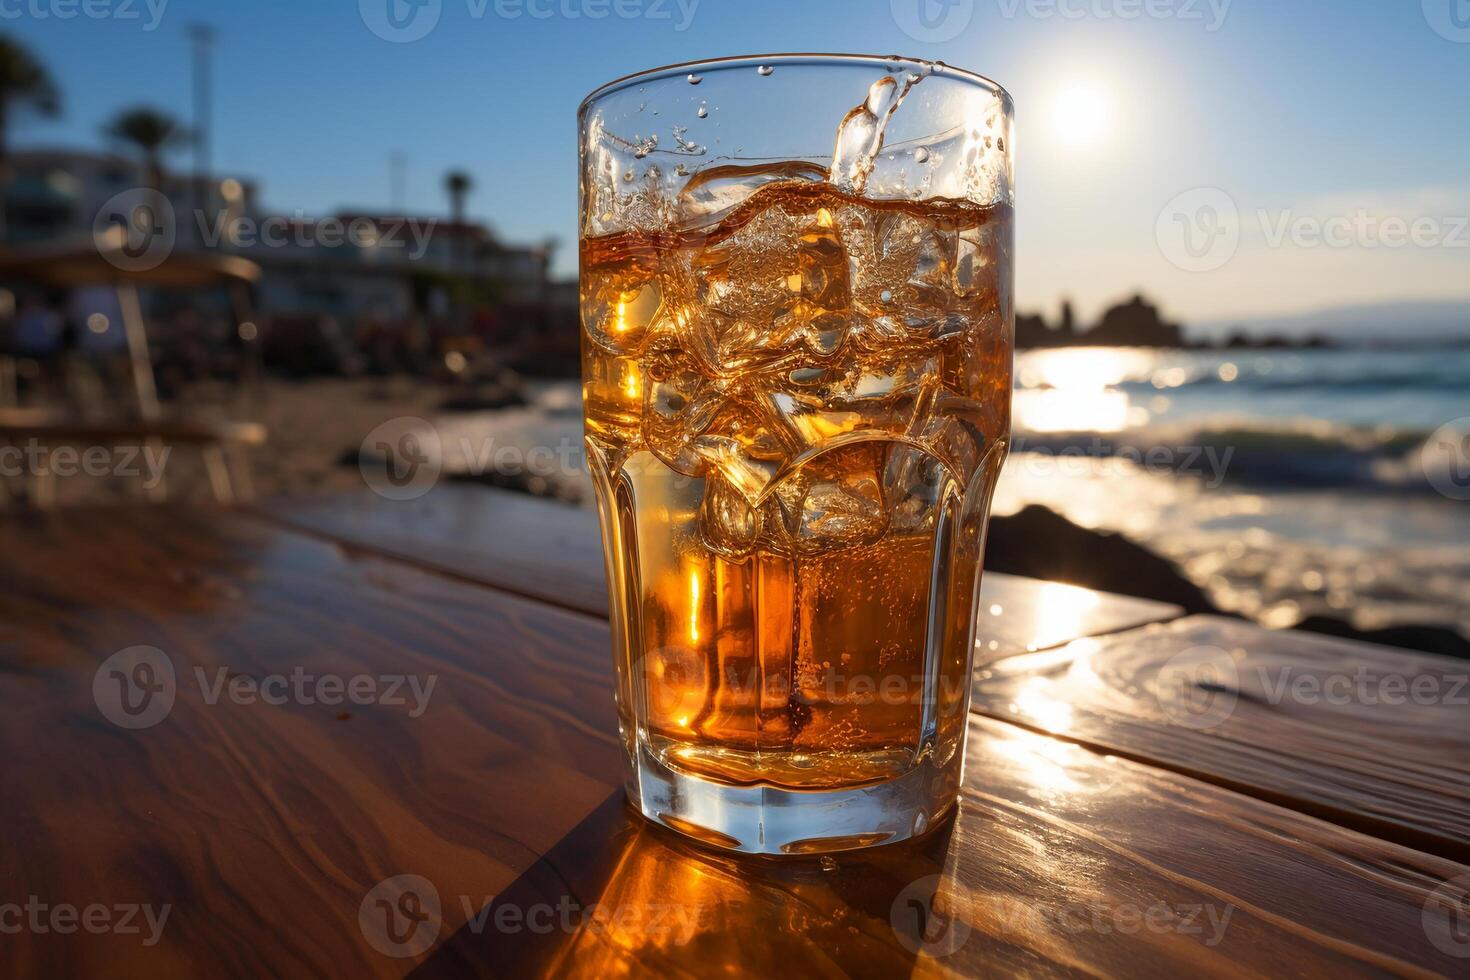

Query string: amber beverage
[580,55,1013,854]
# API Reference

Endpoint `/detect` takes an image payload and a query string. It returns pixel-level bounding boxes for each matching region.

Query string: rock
[984,505,1217,613]
[1292,616,1470,662]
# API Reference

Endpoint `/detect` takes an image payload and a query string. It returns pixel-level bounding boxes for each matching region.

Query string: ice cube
[801,311,850,356]
[676,160,828,229]
[883,444,950,532]
[795,212,849,313]
[582,276,662,354]
[913,390,1003,485]
[768,442,890,554]
[642,343,716,475]
[699,472,762,559]
[688,208,815,372]
[691,434,782,504]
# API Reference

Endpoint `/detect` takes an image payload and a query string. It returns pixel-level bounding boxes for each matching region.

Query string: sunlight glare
[1050,82,1109,144]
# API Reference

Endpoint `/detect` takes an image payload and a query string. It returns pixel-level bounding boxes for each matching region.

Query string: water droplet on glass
[687,73,702,85]
[880,289,894,303]
[697,102,708,119]
[819,856,838,872]
[915,147,930,164]
[757,65,774,76]
[622,169,634,183]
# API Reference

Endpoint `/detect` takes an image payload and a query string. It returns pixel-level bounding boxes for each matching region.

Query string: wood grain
[411,717,1470,978]
[972,616,1470,863]
[6,499,1466,976]
[0,507,622,977]
[253,484,1182,655]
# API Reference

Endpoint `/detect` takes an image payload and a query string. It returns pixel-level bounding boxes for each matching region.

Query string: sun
[1050,82,1110,144]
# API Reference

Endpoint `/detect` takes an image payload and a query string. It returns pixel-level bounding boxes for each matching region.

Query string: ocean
[446,346,1470,639]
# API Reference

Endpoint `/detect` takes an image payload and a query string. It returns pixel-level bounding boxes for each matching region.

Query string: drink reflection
[412,722,1134,977]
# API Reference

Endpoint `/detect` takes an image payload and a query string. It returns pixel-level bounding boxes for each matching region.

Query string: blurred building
[3,148,557,325]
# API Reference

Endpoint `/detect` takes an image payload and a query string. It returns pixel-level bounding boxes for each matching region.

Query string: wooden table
[3,485,1468,977]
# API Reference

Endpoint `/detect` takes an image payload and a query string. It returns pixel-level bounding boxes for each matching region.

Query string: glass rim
[579,53,1012,114]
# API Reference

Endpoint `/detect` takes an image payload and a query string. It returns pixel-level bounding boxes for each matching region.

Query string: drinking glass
[579,54,1013,854]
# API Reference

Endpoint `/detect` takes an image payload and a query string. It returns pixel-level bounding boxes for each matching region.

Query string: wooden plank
[0,507,622,977]
[5,506,1466,975]
[972,615,1470,863]
[253,485,1182,655]
[410,717,1470,978]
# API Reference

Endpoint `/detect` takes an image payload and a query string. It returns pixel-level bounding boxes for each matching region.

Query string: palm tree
[444,169,473,269]
[444,169,473,225]
[103,106,188,190]
[0,35,61,239]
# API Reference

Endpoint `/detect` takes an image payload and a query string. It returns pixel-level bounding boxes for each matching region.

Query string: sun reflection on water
[1013,348,1160,433]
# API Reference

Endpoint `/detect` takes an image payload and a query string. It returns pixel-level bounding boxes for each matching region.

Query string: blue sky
[10,0,1470,328]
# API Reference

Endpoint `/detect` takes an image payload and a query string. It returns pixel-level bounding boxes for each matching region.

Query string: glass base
[627,742,961,855]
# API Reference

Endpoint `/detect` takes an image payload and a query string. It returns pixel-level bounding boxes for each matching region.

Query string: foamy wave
[1013,419,1440,491]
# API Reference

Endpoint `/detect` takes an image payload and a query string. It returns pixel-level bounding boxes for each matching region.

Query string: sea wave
[1012,420,1443,492]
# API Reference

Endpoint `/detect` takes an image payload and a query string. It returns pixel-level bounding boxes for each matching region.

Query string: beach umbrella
[0,227,262,419]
